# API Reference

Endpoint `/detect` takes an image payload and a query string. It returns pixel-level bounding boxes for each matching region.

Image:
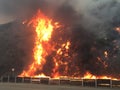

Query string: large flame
[19,10,71,78]
[19,10,54,77]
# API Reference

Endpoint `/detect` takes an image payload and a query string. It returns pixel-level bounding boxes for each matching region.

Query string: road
[0,83,119,90]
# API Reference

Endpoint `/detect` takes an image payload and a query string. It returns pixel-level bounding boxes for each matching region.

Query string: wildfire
[52,41,71,78]
[19,10,71,78]
[19,10,119,80]
[19,10,54,77]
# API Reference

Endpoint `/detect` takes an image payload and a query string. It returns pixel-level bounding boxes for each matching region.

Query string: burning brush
[18,9,120,80]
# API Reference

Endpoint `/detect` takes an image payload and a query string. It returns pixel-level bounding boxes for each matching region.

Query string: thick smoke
[0,0,120,77]
[47,0,120,77]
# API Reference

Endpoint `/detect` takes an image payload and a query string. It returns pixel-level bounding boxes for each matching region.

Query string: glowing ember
[52,41,71,78]
[104,51,108,58]
[115,27,120,33]
[97,57,108,68]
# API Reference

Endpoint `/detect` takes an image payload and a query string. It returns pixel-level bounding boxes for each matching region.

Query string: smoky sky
[0,0,120,25]
[0,0,120,77]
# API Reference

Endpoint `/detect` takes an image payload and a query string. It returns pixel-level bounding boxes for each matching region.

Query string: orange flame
[83,72,96,79]
[83,71,117,80]
[19,10,54,77]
